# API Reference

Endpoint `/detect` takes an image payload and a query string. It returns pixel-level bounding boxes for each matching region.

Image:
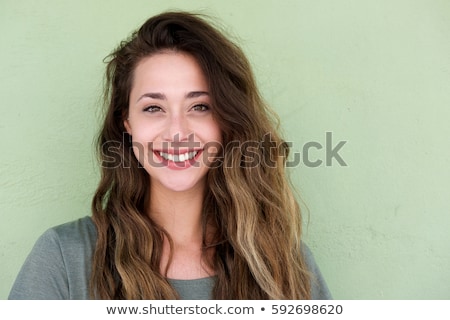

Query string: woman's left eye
[191,104,209,112]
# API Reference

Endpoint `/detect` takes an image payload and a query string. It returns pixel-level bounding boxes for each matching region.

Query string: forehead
[131,51,209,92]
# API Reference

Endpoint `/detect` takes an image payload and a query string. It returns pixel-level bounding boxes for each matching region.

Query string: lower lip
[153,150,203,170]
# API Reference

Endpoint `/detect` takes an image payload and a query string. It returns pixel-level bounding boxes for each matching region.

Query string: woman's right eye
[143,105,162,113]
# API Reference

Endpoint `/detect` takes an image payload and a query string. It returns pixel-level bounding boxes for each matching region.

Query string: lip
[155,148,203,155]
[153,149,203,170]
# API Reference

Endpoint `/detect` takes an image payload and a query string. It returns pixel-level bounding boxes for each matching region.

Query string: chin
[151,174,207,193]
[163,183,203,193]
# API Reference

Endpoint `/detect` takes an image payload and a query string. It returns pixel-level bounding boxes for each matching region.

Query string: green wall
[1,0,449,299]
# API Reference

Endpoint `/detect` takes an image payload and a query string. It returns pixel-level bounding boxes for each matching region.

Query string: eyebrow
[137,91,209,102]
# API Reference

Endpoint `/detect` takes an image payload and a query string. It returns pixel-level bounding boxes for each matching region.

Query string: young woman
[9,11,331,300]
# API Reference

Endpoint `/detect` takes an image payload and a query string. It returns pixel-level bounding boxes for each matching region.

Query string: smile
[157,150,199,162]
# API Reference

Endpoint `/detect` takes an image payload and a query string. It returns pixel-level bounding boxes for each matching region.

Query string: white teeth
[159,151,198,162]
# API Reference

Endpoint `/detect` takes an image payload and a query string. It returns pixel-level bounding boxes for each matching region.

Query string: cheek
[129,121,159,143]
[203,119,222,143]
[201,121,223,159]
[128,126,157,163]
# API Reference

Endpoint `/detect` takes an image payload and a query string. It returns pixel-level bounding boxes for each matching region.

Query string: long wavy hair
[90,11,311,299]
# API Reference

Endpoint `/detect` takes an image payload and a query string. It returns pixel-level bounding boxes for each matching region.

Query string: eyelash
[142,104,210,113]
[191,104,209,112]
[143,105,162,113]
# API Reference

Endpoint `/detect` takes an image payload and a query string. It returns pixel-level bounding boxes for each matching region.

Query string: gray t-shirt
[9,216,332,300]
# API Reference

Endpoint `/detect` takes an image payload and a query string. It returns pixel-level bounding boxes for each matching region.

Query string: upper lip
[153,149,202,155]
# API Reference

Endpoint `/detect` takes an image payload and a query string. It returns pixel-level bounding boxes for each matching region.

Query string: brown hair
[91,11,311,299]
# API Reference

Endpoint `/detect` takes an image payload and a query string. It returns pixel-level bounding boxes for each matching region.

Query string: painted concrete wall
[1,0,449,299]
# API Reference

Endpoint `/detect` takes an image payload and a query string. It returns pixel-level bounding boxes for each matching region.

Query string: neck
[149,181,205,245]
[148,179,216,279]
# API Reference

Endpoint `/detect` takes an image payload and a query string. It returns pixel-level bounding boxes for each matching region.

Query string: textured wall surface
[1,0,449,299]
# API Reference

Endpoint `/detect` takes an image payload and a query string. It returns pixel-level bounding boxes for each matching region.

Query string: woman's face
[125,51,222,193]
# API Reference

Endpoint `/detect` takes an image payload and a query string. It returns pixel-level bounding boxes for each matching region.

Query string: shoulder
[40,216,97,279]
[9,216,96,300]
[301,242,333,300]
[34,216,97,260]
[22,216,96,260]
[48,216,97,247]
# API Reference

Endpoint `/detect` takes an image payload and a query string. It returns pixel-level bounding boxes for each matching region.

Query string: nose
[162,113,191,142]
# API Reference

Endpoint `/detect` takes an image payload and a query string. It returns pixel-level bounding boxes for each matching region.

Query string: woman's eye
[191,104,209,112]
[143,106,162,113]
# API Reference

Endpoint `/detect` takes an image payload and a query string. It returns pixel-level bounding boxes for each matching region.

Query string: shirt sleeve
[8,229,70,300]
[302,243,333,300]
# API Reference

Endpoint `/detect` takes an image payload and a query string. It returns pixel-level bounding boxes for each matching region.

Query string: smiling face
[125,51,222,193]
